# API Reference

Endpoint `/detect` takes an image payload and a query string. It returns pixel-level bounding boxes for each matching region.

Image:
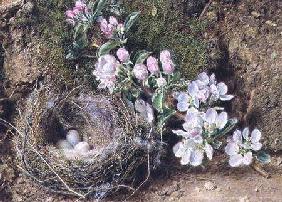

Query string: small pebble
[204,181,217,191]
[66,130,80,146]
[57,140,73,150]
[74,142,90,154]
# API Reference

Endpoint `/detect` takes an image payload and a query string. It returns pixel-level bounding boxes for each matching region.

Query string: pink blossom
[160,50,171,64]
[99,17,120,38]
[109,16,118,26]
[116,48,130,62]
[75,1,86,11]
[146,56,159,74]
[162,62,175,74]
[93,54,119,92]
[160,50,175,74]
[66,10,75,18]
[133,64,149,81]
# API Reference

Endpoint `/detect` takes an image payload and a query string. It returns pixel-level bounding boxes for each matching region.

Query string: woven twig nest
[14,85,163,199]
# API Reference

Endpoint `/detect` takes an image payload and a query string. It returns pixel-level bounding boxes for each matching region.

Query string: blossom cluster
[66,0,89,25]
[66,0,269,170]
[172,107,228,166]
[133,50,175,81]
[99,16,125,38]
[225,128,262,167]
[176,72,234,111]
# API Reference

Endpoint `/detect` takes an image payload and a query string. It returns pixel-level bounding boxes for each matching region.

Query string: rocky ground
[0,0,281,201]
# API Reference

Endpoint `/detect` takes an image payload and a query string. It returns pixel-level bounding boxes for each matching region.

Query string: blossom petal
[209,73,216,85]
[242,152,253,165]
[180,150,192,165]
[229,154,243,167]
[242,127,250,140]
[193,97,200,108]
[225,142,239,156]
[251,129,261,143]
[173,142,184,157]
[190,149,204,166]
[197,72,210,86]
[177,92,190,103]
[220,94,234,101]
[188,81,199,97]
[232,130,242,144]
[193,135,203,144]
[251,142,262,151]
[172,130,190,138]
[216,112,228,129]
[205,143,213,160]
[177,102,189,112]
[217,82,228,95]
[205,108,217,124]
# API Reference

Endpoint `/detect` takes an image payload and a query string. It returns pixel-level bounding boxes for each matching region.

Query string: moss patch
[123,0,207,79]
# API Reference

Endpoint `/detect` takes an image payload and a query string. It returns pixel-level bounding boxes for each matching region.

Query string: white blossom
[225,128,262,167]
[173,136,213,166]
[203,108,228,131]
[210,82,234,101]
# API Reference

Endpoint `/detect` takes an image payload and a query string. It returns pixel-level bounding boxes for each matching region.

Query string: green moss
[13,0,75,82]
[123,0,207,79]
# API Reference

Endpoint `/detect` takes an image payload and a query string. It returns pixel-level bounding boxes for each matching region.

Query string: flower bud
[160,50,175,74]
[109,16,118,26]
[162,62,175,74]
[66,10,75,18]
[146,56,159,74]
[75,1,86,11]
[133,64,149,81]
[156,77,167,87]
[160,50,171,64]
[116,48,129,62]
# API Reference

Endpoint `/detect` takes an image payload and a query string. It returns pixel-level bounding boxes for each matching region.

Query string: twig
[199,0,213,19]
[251,162,270,178]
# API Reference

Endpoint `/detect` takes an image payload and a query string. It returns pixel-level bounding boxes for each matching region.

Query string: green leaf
[134,50,151,64]
[124,12,140,33]
[212,140,222,149]
[256,151,271,164]
[152,88,165,113]
[98,40,121,56]
[92,0,107,18]
[211,118,238,138]
[157,107,176,129]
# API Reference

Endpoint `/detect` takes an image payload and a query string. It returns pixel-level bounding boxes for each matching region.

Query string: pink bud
[133,64,149,81]
[160,50,175,74]
[75,1,86,11]
[146,56,159,74]
[73,8,80,15]
[116,48,129,62]
[100,18,108,32]
[160,50,172,64]
[109,16,118,26]
[66,10,75,18]
[162,62,175,74]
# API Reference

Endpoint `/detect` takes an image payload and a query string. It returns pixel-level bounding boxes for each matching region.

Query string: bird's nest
[13,85,164,199]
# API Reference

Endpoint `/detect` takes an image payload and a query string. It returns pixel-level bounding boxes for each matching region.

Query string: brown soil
[0,0,282,201]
